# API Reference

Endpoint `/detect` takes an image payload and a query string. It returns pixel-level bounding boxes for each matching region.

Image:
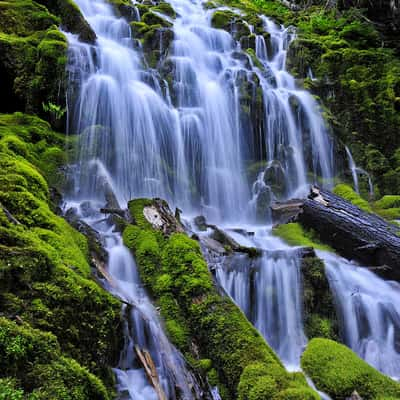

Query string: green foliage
[333,184,372,212]
[0,378,24,400]
[301,338,400,399]
[272,222,332,251]
[42,102,66,121]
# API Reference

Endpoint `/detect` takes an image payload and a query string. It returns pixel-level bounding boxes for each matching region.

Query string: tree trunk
[296,187,400,280]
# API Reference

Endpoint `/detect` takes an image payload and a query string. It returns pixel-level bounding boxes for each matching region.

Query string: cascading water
[195,224,307,369]
[63,201,202,399]
[321,251,400,380]
[254,16,334,199]
[345,146,374,197]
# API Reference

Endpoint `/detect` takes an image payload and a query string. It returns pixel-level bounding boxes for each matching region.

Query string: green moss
[333,184,372,212]
[301,338,400,399]
[274,388,320,400]
[35,0,96,43]
[272,222,332,251]
[0,378,24,400]
[0,1,67,119]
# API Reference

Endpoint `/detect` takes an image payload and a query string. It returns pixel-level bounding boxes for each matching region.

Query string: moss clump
[301,338,400,399]
[272,222,332,251]
[0,113,122,397]
[35,0,96,43]
[333,184,372,212]
[0,318,110,399]
[124,198,317,399]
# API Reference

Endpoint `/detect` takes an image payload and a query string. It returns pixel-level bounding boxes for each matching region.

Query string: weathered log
[134,345,167,400]
[297,186,400,280]
[270,199,304,224]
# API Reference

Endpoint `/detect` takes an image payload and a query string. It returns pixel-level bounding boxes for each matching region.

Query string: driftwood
[134,345,167,400]
[297,187,400,280]
[1,202,21,225]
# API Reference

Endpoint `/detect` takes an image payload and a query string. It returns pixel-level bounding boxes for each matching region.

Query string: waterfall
[63,0,400,393]
[321,251,400,380]
[345,146,374,196]
[201,226,307,369]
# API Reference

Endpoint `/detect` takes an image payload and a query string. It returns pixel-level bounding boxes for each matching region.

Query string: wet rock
[263,160,288,198]
[271,198,304,224]
[194,215,208,231]
[347,391,363,400]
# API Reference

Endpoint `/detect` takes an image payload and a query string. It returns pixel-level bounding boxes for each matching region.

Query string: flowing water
[208,226,307,369]
[63,200,204,399]
[345,146,374,197]
[64,0,400,395]
[321,252,400,380]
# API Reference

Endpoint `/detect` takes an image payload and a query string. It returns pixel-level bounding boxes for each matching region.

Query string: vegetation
[302,338,400,399]
[0,0,68,122]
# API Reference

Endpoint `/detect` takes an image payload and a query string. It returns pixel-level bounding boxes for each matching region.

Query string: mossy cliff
[302,338,400,399]
[0,0,71,124]
[123,198,319,400]
[0,113,122,399]
[283,6,400,195]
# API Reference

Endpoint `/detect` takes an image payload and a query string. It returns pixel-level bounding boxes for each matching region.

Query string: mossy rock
[0,318,110,399]
[35,0,96,43]
[301,256,339,340]
[0,1,67,119]
[301,338,400,399]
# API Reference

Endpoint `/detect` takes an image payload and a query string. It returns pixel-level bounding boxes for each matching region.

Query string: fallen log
[296,186,400,280]
[134,345,167,400]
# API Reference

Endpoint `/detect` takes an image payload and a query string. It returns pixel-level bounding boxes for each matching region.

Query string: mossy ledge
[301,338,400,399]
[0,112,122,398]
[123,198,318,399]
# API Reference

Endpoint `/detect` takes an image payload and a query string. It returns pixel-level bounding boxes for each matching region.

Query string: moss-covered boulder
[302,338,400,399]
[0,317,110,399]
[35,0,97,43]
[123,198,317,399]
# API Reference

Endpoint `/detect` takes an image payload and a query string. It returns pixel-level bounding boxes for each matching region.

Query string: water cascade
[322,252,400,380]
[345,146,374,196]
[64,201,202,399]
[198,226,307,369]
